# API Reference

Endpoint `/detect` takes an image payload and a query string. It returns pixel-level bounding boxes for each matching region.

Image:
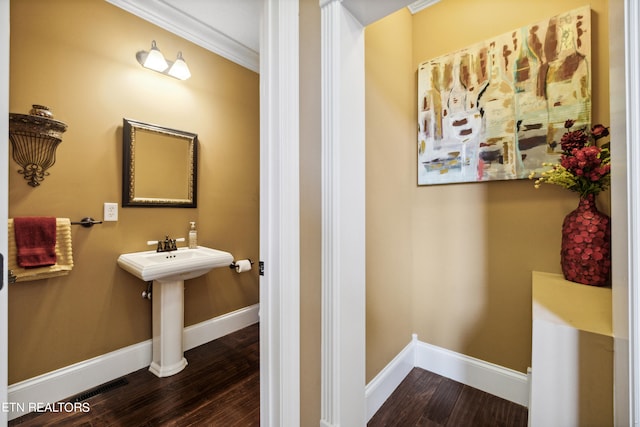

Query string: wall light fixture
[136,40,191,80]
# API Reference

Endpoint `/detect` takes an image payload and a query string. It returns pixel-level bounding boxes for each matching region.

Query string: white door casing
[320,1,366,425]
[616,1,640,424]
[260,0,300,426]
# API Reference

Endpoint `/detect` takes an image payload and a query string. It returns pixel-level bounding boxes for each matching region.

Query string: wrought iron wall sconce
[8,105,68,187]
[136,40,191,80]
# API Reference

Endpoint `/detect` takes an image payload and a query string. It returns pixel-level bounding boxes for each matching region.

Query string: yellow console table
[530,271,613,427]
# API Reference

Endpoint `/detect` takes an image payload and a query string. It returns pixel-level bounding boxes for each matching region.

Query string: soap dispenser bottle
[188,222,198,249]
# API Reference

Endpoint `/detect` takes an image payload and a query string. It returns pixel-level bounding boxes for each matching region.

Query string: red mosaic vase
[560,194,611,286]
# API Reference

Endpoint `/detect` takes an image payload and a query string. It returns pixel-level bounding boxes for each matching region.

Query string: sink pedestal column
[149,279,188,377]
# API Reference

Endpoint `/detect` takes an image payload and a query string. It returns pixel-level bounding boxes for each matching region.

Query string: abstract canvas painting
[417,6,591,185]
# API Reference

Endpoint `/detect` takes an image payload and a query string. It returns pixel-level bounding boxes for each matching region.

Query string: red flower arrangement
[530,119,612,286]
[530,120,611,196]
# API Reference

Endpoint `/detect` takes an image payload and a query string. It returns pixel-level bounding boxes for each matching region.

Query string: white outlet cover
[104,202,118,221]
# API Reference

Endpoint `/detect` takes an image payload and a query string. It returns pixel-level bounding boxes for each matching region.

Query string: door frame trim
[260,0,301,425]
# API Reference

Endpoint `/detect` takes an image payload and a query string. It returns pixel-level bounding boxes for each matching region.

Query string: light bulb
[168,52,191,80]
[143,40,168,72]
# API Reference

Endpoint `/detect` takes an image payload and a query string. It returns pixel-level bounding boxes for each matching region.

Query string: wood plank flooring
[9,323,260,426]
[10,324,528,426]
[368,368,529,427]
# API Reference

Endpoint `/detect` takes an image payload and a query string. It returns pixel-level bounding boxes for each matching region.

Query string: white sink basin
[117,246,233,282]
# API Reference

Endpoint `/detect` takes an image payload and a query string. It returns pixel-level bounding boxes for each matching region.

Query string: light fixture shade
[168,52,191,80]
[143,40,168,72]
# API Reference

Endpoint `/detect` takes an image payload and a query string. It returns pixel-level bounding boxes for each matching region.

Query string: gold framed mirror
[122,118,198,208]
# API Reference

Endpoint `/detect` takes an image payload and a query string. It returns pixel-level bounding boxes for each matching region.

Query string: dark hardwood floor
[368,368,529,427]
[9,323,260,427]
[10,324,527,427]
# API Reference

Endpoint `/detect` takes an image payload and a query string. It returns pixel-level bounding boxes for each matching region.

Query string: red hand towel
[14,217,57,268]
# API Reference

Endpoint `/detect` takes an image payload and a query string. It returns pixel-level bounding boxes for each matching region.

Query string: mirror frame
[122,118,198,208]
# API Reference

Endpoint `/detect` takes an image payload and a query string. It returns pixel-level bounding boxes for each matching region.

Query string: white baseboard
[365,334,417,420]
[365,334,530,422]
[414,340,529,407]
[183,304,259,351]
[7,304,259,421]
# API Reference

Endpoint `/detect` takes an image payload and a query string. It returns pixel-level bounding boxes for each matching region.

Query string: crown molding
[407,0,441,14]
[106,0,259,73]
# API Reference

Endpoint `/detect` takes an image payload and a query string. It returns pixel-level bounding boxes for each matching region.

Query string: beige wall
[8,0,259,384]
[365,8,416,382]
[299,0,323,424]
[365,0,610,380]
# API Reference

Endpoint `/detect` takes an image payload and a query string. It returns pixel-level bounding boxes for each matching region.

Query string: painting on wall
[417,6,591,185]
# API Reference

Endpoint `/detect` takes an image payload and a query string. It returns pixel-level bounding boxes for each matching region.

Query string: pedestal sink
[117,246,233,377]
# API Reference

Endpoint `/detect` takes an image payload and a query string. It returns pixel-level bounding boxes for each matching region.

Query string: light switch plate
[104,202,118,221]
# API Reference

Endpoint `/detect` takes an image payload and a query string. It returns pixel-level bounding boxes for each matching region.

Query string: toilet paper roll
[234,259,252,273]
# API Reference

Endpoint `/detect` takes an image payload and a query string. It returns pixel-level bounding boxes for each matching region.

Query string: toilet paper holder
[229,259,254,269]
